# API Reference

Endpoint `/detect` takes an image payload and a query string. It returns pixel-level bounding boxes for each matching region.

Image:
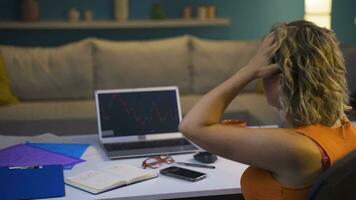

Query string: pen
[177,162,215,169]
[9,165,42,170]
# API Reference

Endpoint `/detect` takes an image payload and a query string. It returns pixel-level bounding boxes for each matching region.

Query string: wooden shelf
[0,18,230,30]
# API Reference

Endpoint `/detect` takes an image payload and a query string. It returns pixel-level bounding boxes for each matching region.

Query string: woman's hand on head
[246,32,280,79]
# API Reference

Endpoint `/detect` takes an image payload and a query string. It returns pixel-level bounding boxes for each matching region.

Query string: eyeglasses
[142,154,175,169]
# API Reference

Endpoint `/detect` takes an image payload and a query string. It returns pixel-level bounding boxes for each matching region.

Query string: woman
[179,20,356,200]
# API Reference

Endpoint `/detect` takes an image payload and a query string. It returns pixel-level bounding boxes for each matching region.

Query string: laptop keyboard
[104,138,193,151]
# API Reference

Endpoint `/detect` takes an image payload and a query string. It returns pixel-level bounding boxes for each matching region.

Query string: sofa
[2,35,353,135]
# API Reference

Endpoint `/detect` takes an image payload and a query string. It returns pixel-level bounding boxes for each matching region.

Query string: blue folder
[0,165,65,200]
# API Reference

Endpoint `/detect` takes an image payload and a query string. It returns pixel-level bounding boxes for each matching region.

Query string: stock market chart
[98,90,180,137]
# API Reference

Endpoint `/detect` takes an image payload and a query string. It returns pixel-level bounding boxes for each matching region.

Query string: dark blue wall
[0,0,355,46]
[332,0,356,45]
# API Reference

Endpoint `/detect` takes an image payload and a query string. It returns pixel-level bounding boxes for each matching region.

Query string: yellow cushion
[256,79,264,93]
[0,52,19,105]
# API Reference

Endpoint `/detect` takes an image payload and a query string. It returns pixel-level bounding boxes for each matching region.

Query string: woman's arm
[179,33,279,133]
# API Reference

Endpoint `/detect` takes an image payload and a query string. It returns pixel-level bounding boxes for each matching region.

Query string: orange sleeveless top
[241,121,356,200]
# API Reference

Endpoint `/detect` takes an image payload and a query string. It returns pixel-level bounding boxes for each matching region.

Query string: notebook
[65,164,158,194]
[95,86,199,159]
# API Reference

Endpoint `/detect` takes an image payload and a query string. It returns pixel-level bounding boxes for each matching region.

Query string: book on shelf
[65,164,158,194]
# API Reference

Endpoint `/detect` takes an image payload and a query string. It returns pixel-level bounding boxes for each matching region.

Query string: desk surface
[45,134,248,200]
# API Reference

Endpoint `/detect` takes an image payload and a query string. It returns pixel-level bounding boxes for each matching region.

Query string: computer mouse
[194,151,217,164]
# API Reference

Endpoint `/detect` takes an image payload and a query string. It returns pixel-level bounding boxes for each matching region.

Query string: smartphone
[160,166,207,182]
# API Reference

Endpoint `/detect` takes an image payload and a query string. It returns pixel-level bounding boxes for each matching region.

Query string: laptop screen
[97,89,181,138]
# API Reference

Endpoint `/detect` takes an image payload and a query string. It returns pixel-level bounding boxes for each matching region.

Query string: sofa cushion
[0,93,279,135]
[0,95,275,122]
[0,39,93,100]
[93,36,192,94]
[0,100,97,135]
[192,37,260,94]
[0,100,96,121]
[181,93,279,125]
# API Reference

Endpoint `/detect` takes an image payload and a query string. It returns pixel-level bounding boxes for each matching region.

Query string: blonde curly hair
[271,20,350,127]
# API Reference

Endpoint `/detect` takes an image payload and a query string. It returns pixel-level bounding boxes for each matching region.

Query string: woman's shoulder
[240,127,323,178]
[266,127,324,187]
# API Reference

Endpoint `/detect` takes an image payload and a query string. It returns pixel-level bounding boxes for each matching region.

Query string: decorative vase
[150,3,166,20]
[68,8,80,22]
[114,0,129,21]
[84,9,94,22]
[21,0,39,22]
[197,6,207,20]
[182,5,192,19]
[207,5,216,19]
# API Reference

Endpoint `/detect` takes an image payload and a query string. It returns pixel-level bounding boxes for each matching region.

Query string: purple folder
[0,144,84,168]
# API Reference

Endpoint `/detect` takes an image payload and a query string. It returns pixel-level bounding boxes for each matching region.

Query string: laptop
[95,86,200,159]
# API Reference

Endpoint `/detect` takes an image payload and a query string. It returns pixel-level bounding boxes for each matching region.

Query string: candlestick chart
[98,91,180,136]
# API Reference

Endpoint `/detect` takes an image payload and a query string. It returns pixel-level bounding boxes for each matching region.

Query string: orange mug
[221,119,247,127]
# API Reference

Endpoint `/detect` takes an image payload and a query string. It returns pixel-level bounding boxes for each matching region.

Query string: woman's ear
[279,74,284,86]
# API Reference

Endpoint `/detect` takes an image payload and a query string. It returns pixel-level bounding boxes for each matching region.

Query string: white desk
[42,135,248,200]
